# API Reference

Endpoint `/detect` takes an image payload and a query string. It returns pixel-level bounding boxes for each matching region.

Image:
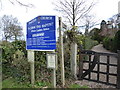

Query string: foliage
[2,40,27,64]
[76,35,98,50]
[84,36,98,50]
[103,30,120,52]
[103,37,114,51]
[66,30,78,42]
[2,40,53,87]
[2,41,15,64]
[89,28,104,43]
[2,41,29,82]
[12,40,27,55]
[2,77,30,88]
[113,30,120,52]
[2,77,51,88]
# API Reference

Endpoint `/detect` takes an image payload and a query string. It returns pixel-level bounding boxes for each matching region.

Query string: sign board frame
[27,50,34,62]
[26,15,56,51]
[47,53,56,69]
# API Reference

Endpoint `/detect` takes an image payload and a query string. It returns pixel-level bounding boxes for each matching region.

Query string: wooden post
[59,17,65,87]
[70,43,77,79]
[47,51,56,88]
[53,68,56,88]
[118,1,120,13]
[27,50,35,85]
[52,51,56,88]
[117,50,120,88]
[78,51,83,80]
[0,48,2,89]
[30,62,35,85]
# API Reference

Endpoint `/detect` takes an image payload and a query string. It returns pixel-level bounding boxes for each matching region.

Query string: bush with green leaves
[84,36,98,50]
[2,40,52,82]
[2,40,30,81]
[114,30,120,52]
[89,28,104,43]
[103,37,114,51]
[103,30,120,52]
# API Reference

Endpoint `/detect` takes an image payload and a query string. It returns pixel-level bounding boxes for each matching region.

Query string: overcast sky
[0,0,120,38]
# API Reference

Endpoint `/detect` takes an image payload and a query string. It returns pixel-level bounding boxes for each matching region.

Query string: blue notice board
[26,16,56,51]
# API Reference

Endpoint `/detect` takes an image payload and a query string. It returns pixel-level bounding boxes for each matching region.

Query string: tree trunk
[70,42,77,79]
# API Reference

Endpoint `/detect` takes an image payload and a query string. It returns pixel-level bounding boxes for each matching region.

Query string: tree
[54,0,96,42]
[1,15,13,41]
[54,0,96,27]
[1,15,23,41]
[83,15,99,35]
[0,0,34,9]
[10,24,23,41]
[54,0,96,78]
[89,28,103,43]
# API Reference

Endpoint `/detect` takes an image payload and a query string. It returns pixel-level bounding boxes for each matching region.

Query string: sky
[0,0,120,39]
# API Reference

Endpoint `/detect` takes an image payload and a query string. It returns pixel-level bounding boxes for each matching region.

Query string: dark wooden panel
[83,69,117,76]
[83,78,117,87]
[117,50,120,88]
[81,54,99,79]
[106,56,110,85]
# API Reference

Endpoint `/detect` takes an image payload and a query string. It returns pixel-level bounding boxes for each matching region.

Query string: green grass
[2,77,52,88]
[2,77,30,88]
[69,84,89,88]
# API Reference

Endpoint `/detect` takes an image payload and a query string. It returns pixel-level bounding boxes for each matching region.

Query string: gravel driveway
[76,44,118,88]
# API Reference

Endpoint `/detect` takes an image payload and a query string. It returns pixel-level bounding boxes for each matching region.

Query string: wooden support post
[78,52,83,80]
[118,1,120,13]
[53,68,56,88]
[47,51,56,88]
[97,55,100,83]
[117,50,120,89]
[27,50,35,85]
[106,56,110,85]
[70,43,77,79]
[30,62,35,85]
[88,55,91,80]
[0,48,2,90]
[59,17,65,87]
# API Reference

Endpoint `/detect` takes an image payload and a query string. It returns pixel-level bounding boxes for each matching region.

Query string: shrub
[114,30,120,52]
[103,37,114,51]
[84,36,98,50]
[76,35,98,50]
[103,30,120,52]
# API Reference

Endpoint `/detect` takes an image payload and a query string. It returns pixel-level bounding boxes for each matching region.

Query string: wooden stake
[59,17,65,87]
[30,61,35,85]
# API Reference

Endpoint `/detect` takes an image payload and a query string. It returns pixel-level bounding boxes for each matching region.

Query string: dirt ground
[76,44,118,88]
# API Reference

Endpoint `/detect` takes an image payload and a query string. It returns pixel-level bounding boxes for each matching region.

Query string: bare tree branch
[54,0,97,28]
[0,0,34,9]
[15,0,34,8]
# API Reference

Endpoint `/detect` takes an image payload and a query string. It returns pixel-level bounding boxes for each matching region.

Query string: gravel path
[76,44,117,88]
